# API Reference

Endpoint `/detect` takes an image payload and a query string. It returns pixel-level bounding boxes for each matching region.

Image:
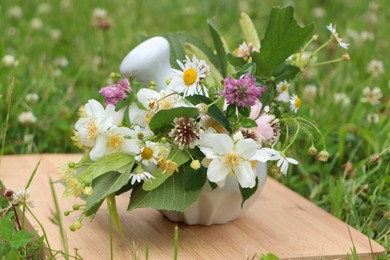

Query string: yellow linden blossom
[77,105,87,118]
[65,178,84,198]
[183,68,197,85]
[71,130,83,149]
[107,135,123,151]
[86,119,98,140]
[224,153,241,169]
[158,158,179,175]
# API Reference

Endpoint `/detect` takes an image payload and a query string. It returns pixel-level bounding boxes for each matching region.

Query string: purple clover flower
[99,79,130,105]
[222,73,266,107]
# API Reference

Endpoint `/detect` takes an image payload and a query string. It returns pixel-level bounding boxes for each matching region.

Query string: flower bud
[190,160,201,170]
[72,203,80,210]
[342,53,350,61]
[317,150,330,162]
[308,145,318,156]
[83,186,93,196]
[161,137,167,143]
[312,34,319,41]
[150,80,156,87]
[70,221,82,232]
[4,189,14,199]
[166,78,172,86]
[68,161,75,168]
[64,211,70,216]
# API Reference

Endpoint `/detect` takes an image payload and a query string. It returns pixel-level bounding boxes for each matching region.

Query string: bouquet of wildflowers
[60,6,348,229]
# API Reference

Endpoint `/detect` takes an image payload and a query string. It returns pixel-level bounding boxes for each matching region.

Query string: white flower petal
[207,159,229,186]
[207,134,234,155]
[236,139,257,159]
[236,162,256,188]
[90,136,107,161]
[251,149,272,163]
[286,157,299,165]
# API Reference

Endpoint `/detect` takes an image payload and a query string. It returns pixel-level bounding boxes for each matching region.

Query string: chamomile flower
[135,141,160,166]
[129,165,155,185]
[263,148,298,175]
[289,94,301,113]
[276,80,290,102]
[168,55,210,97]
[326,23,349,50]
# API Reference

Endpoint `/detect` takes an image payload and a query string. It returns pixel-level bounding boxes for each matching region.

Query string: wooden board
[0,154,385,259]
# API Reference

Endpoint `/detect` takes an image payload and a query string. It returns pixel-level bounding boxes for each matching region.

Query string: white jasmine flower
[25,93,39,102]
[303,84,318,102]
[18,111,37,125]
[366,60,384,77]
[199,132,271,188]
[289,94,301,113]
[361,86,382,106]
[334,92,351,107]
[2,55,19,67]
[276,80,290,102]
[89,126,140,161]
[129,171,155,185]
[75,99,124,147]
[135,141,160,166]
[326,23,349,50]
[367,113,379,124]
[11,189,34,207]
[8,6,23,19]
[30,18,44,30]
[168,55,210,97]
[263,148,298,175]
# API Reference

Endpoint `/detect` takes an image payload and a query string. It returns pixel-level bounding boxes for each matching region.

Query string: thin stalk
[22,160,42,229]
[13,206,22,231]
[312,58,343,66]
[0,78,15,164]
[26,206,54,257]
[107,199,114,260]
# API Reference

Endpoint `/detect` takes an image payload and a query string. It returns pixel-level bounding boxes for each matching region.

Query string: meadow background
[1,0,389,254]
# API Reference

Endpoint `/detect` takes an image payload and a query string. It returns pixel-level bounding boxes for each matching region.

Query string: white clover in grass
[199,132,271,188]
[263,148,299,176]
[334,92,351,107]
[18,111,37,125]
[8,6,23,19]
[30,18,43,30]
[326,23,349,50]
[75,99,124,148]
[89,126,140,161]
[366,60,384,77]
[289,94,301,113]
[2,55,19,67]
[11,189,35,207]
[276,80,290,102]
[233,41,259,58]
[168,55,210,97]
[361,86,382,106]
[135,141,160,166]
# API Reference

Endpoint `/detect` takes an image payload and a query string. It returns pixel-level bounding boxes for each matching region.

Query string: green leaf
[208,181,218,190]
[241,118,258,128]
[260,253,280,260]
[77,153,134,181]
[5,248,19,260]
[143,148,191,191]
[227,53,246,68]
[274,64,301,82]
[226,104,237,120]
[0,218,14,241]
[182,166,207,191]
[107,195,122,234]
[0,241,10,258]
[252,6,314,74]
[208,17,228,77]
[149,107,199,133]
[239,12,261,49]
[85,171,131,216]
[165,32,219,71]
[237,106,251,118]
[185,95,230,132]
[9,231,36,248]
[128,172,202,212]
[239,178,259,208]
[259,85,275,107]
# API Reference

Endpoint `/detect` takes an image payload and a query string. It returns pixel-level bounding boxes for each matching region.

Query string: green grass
[0,0,389,256]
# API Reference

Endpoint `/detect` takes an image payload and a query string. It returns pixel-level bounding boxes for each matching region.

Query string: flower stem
[12,206,22,231]
[313,58,343,66]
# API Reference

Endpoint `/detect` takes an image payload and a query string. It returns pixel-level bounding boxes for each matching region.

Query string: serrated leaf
[165,32,220,71]
[143,148,190,191]
[128,172,202,212]
[239,178,259,208]
[183,42,223,83]
[77,153,134,181]
[252,6,314,74]
[0,218,14,241]
[9,231,36,248]
[239,12,260,49]
[182,166,207,191]
[274,64,301,82]
[208,17,228,77]
[85,171,131,216]
[149,107,199,133]
[185,95,230,132]
[241,118,258,128]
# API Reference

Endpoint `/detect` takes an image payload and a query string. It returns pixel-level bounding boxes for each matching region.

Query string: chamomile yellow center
[183,68,197,86]
[108,135,123,151]
[224,153,240,169]
[281,84,287,92]
[141,147,153,160]
[295,97,302,108]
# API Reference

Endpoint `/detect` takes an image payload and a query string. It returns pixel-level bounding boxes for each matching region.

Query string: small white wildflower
[37,3,52,14]
[25,93,39,102]
[11,189,35,207]
[275,80,290,102]
[135,141,160,166]
[312,7,326,18]
[2,55,19,67]
[367,113,380,124]
[30,18,44,30]
[289,94,301,113]
[93,8,107,19]
[334,92,351,107]
[18,111,37,125]
[233,41,259,58]
[50,29,62,40]
[366,60,384,77]
[54,56,69,68]
[263,148,299,176]
[303,84,318,102]
[54,69,62,77]
[326,23,349,50]
[361,86,382,106]
[364,12,378,24]
[8,6,23,19]
[129,171,155,185]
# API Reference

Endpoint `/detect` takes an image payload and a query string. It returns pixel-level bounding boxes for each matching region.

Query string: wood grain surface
[0,154,385,259]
